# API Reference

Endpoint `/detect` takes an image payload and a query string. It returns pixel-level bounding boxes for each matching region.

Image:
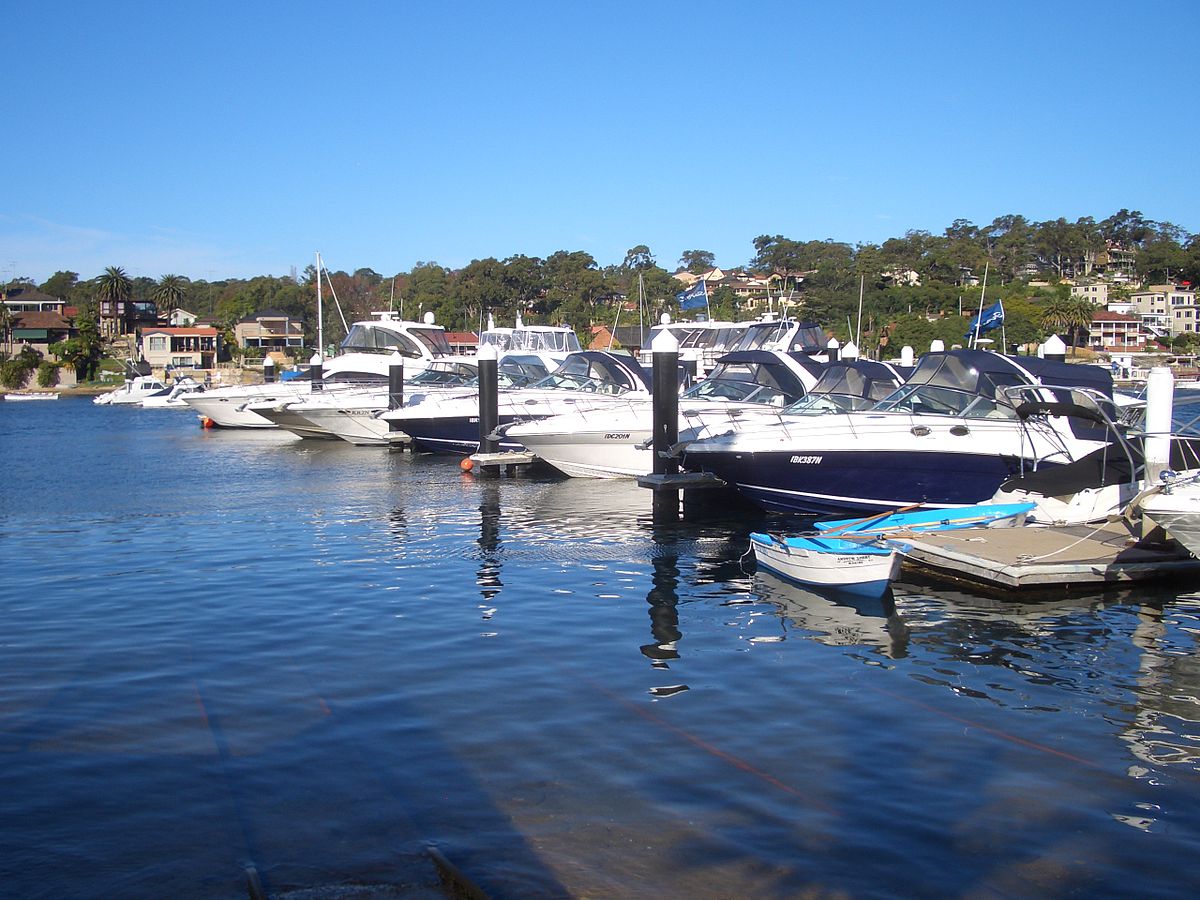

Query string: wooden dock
[898,520,1200,591]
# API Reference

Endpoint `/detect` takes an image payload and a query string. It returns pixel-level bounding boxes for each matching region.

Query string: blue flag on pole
[676,279,708,311]
[965,300,1004,342]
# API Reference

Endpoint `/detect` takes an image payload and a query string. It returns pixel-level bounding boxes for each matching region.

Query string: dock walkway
[900,520,1200,591]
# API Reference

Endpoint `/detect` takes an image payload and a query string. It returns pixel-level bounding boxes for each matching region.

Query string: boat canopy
[682,350,814,405]
[788,360,909,413]
[531,351,651,394]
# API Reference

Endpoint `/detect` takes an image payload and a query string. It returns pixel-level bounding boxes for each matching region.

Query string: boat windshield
[479,330,513,352]
[340,324,452,358]
[498,355,551,387]
[873,354,1024,418]
[531,354,638,394]
[782,366,900,415]
[683,360,796,406]
[409,361,478,386]
[510,328,581,353]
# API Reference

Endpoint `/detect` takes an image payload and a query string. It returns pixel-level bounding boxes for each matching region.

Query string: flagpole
[855,275,864,347]
[972,261,989,349]
[703,279,711,320]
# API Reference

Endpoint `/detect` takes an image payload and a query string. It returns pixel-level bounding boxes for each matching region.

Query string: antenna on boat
[390,276,396,313]
[315,251,324,361]
[970,261,990,349]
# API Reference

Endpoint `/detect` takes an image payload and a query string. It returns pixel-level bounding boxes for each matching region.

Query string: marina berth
[680,349,1122,517]
[504,350,830,478]
[381,350,653,454]
[181,311,455,427]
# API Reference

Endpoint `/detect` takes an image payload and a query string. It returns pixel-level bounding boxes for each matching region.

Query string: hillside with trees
[6,209,1198,360]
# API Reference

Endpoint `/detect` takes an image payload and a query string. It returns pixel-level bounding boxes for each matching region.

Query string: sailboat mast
[316,251,324,361]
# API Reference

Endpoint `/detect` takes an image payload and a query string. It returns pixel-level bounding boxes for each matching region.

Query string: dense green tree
[40,271,79,299]
[623,245,655,272]
[679,250,716,274]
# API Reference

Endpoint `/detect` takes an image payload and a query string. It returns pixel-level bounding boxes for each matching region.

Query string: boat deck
[901,520,1200,591]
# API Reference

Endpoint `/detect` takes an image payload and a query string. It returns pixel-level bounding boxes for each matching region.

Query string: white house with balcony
[141,326,221,370]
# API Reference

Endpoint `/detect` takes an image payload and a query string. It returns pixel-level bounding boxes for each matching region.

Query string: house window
[149,336,168,352]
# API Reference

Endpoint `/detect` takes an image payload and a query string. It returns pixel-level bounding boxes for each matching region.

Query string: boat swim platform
[469,450,538,470]
[637,471,728,490]
[898,520,1200,592]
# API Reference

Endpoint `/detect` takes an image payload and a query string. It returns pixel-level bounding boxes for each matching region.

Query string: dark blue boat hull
[682,448,1029,516]
[400,414,530,454]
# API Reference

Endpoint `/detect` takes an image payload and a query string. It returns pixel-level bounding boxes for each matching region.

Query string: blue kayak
[814,501,1036,536]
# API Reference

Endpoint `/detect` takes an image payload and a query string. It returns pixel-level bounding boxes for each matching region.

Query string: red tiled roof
[11,311,70,329]
[445,332,478,343]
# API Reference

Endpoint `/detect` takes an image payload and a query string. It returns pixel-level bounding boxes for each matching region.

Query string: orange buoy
[460,458,474,472]
[201,416,215,429]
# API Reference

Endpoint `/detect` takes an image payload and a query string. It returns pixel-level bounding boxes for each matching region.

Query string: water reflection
[477,480,504,604]
[752,570,911,658]
[642,524,683,665]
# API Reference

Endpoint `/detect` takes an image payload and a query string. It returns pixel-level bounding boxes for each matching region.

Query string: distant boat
[4,392,60,401]
[749,532,904,598]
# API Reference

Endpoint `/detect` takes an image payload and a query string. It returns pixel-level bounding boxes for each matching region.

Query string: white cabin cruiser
[260,355,551,445]
[183,312,454,427]
[380,351,652,454]
[141,376,206,408]
[93,372,168,405]
[504,350,829,478]
[680,349,1121,517]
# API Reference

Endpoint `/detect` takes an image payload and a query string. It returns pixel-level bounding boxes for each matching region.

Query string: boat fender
[200,416,215,429]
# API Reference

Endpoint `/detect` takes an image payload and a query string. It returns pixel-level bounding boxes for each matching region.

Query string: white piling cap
[1044,334,1066,354]
[827,337,840,348]
[930,339,945,352]
[841,340,859,359]
[660,312,672,325]
[900,346,915,366]
[262,355,275,367]
[389,350,404,364]
[309,352,322,366]
[478,342,498,361]
[651,328,680,353]
[423,311,436,325]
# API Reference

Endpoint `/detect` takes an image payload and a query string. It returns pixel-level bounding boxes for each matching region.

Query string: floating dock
[899,520,1200,591]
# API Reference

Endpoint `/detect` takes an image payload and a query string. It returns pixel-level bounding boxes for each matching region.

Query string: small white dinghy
[749,532,904,599]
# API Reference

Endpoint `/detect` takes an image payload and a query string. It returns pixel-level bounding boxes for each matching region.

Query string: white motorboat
[680,349,1122,517]
[141,376,206,408]
[93,373,169,405]
[504,350,833,478]
[380,351,653,454]
[4,391,60,401]
[1139,471,1200,558]
[294,355,552,446]
[183,312,455,427]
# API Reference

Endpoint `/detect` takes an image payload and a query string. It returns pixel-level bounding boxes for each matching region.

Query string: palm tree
[152,274,188,313]
[96,266,133,336]
[1040,295,1095,355]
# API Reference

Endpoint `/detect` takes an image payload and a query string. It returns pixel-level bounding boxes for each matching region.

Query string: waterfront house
[234,309,305,352]
[141,326,222,370]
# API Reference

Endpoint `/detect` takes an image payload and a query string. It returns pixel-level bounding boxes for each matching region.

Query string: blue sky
[4,0,1196,285]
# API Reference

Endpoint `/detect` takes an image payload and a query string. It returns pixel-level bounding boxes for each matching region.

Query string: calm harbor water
[3,397,1200,898]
